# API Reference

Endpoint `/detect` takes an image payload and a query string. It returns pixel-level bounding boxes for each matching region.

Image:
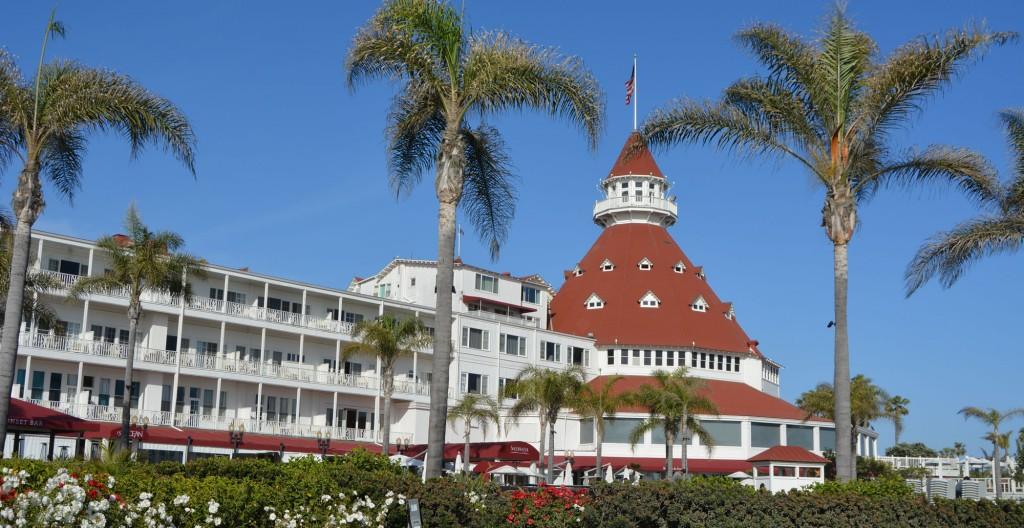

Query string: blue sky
[2,1,1022,455]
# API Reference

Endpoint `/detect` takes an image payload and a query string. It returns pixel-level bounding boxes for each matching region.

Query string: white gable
[673,260,686,273]
[637,257,653,270]
[639,291,661,308]
[585,293,605,309]
[691,295,709,312]
[600,259,615,271]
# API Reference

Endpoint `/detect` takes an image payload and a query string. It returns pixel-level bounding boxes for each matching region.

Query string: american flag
[625,65,635,105]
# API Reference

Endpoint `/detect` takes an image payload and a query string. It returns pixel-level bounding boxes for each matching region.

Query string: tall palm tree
[906,109,1024,294]
[346,0,602,479]
[67,206,200,449]
[0,13,196,446]
[797,374,890,476]
[571,374,628,477]
[640,9,1010,481]
[958,406,1024,499]
[446,393,500,474]
[628,368,717,480]
[505,365,586,483]
[885,395,910,445]
[343,314,430,455]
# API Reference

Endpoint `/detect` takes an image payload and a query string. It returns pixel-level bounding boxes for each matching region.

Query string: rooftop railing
[593,195,678,217]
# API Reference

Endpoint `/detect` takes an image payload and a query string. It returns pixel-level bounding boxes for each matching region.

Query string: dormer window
[724,304,735,320]
[673,261,685,274]
[691,295,709,312]
[601,259,615,272]
[572,265,584,277]
[694,267,706,280]
[585,293,605,310]
[639,291,661,308]
[637,258,653,271]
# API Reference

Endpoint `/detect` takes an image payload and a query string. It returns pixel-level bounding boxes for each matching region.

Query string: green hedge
[2,454,1022,527]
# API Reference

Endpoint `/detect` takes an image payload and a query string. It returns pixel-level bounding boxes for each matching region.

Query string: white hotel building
[5,133,877,473]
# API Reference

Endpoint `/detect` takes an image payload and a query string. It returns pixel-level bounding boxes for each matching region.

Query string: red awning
[556,455,752,475]
[404,441,539,462]
[86,423,381,456]
[462,295,537,314]
[7,400,98,433]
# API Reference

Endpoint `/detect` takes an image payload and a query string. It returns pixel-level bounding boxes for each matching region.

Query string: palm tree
[571,375,628,477]
[797,374,889,476]
[0,12,196,446]
[346,0,602,479]
[906,109,1024,294]
[640,8,1011,480]
[67,206,200,449]
[505,365,586,483]
[885,395,910,445]
[628,368,717,479]
[958,406,1024,499]
[343,314,430,455]
[446,393,500,474]
[954,442,967,458]
[0,212,60,330]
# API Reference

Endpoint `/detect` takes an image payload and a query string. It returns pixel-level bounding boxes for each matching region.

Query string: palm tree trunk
[894,423,901,446]
[0,165,43,451]
[538,415,546,467]
[121,301,140,451]
[994,441,1002,500]
[665,428,675,480]
[833,241,854,482]
[381,367,394,456]
[547,418,556,484]
[464,425,471,474]
[680,415,689,477]
[425,130,465,480]
[594,422,603,481]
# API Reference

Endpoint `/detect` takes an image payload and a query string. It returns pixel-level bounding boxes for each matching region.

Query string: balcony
[21,398,404,444]
[464,310,540,328]
[38,270,357,336]
[18,331,430,396]
[593,195,678,218]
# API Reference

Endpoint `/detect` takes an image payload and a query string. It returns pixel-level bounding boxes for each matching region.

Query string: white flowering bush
[265,490,406,528]
[0,467,222,528]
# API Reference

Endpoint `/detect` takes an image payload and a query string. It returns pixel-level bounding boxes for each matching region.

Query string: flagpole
[632,54,638,131]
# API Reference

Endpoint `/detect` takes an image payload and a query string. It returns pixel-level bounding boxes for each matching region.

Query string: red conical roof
[550,223,761,356]
[607,132,664,179]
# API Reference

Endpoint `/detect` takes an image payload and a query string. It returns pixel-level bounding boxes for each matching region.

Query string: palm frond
[0,50,25,170]
[817,10,874,130]
[723,77,823,148]
[999,109,1024,213]
[734,23,822,110]
[905,215,1024,294]
[463,32,603,149]
[385,80,445,198]
[460,125,516,260]
[859,146,1001,205]
[39,128,84,201]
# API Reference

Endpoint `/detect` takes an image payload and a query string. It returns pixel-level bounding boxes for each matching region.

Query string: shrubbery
[2,453,1022,527]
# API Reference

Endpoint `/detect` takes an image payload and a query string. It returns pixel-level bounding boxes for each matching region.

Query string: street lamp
[316,430,331,458]
[228,421,245,458]
[395,437,411,455]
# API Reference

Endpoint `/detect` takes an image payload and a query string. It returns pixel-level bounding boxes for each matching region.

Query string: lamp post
[228,421,245,458]
[316,430,331,458]
[395,437,410,456]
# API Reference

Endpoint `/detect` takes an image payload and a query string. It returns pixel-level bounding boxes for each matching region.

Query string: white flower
[207,500,220,514]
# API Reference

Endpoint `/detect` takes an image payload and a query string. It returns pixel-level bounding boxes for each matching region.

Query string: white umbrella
[562,461,574,486]
[454,451,464,473]
[621,466,632,480]
[727,471,751,479]
[604,465,614,483]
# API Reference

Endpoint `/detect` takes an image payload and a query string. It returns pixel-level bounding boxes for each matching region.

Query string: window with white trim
[600,259,615,272]
[461,326,489,350]
[691,295,709,312]
[724,305,735,320]
[460,372,488,394]
[541,341,561,362]
[572,265,583,277]
[673,261,685,273]
[498,377,517,399]
[585,293,605,310]
[521,286,541,304]
[638,258,653,270]
[569,346,589,366]
[500,333,527,357]
[639,291,661,308]
[474,273,498,293]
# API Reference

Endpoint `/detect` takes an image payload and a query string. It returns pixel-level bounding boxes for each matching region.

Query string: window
[197,341,218,355]
[665,350,674,367]
[579,418,594,444]
[819,428,836,451]
[607,349,615,365]
[227,291,246,304]
[724,305,735,320]
[639,291,660,308]
[377,284,391,297]
[341,311,364,324]
[498,377,517,399]
[219,391,227,414]
[569,346,588,366]
[631,349,641,366]
[717,355,724,370]
[541,341,561,362]
[654,350,663,366]
[699,353,707,369]
[286,352,300,363]
[604,418,643,443]
[15,369,25,398]
[48,372,62,402]
[600,259,615,272]
[585,293,604,309]
[673,261,685,273]
[643,350,651,366]
[161,385,172,413]
[620,349,629,365]
[521,286,540,304]
[702,420,742,447]
[460,372,488,395]
[637,258,653,270]
[474,273,498,294]
[410,277,416,286]
[47,258,87,276]
[209,288,224,300]
[788,425,815,449]
[691,295,709,312]
[800,467,822,478]
[98,379,111,407]
[572,265,583,277]
[344,361,362,376]
[500,333,526,356]
[461,327,489,350]
[773,466,796,477]
[751,422,781,448]
[203,389,214,415]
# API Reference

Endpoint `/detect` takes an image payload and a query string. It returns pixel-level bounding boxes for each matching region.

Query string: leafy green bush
[812,475,914,497]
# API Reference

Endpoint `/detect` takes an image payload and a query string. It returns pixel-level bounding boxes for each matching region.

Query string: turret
[593,132,678,228]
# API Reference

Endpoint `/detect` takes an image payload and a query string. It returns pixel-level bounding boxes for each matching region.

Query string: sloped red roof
[608,132,663,179]
[748,445,828,464]
[586,376,830,423]
[550,223,762,355]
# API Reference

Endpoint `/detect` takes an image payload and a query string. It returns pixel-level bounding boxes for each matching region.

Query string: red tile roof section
[608,132,663,179]
[586,375,830,423]
[748,445,828,464]
[550,222,762,355]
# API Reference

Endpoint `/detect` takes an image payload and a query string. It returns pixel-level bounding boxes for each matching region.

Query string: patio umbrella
[604,465,613,483]
[728,471,751,479]
[562,461,574,486]
[454,451,463,473]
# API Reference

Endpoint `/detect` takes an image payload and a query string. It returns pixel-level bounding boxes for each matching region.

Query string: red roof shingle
[608,132,664,179]
[748,445,828,464]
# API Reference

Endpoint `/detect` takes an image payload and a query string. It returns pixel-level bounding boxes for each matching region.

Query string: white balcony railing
[19,331,431,396]
[593,195,679,218]
[465,310,540,328]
